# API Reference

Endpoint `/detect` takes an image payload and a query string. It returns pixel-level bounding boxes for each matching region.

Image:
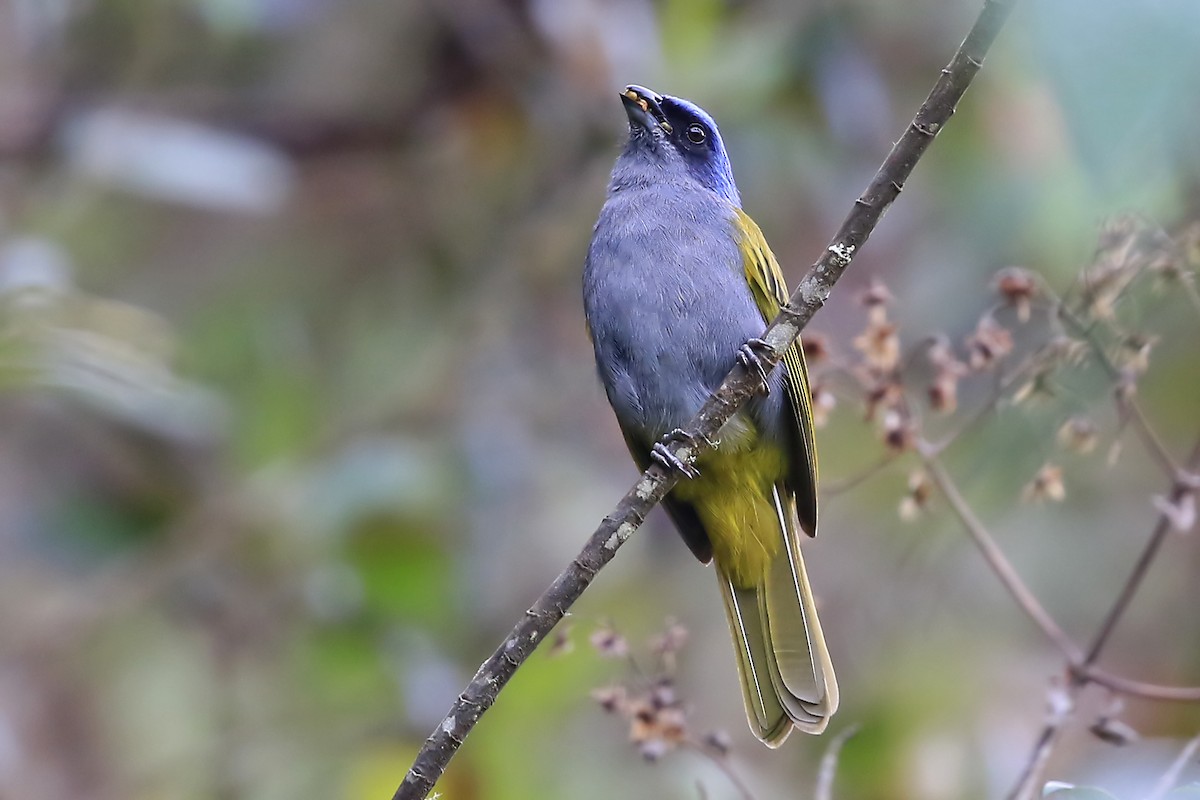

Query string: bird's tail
[716,485,838,746]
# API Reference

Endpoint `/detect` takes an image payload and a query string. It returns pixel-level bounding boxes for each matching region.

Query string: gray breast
[583,185,768,439]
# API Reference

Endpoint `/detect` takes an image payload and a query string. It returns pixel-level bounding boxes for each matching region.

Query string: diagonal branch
[392,2,1020,797]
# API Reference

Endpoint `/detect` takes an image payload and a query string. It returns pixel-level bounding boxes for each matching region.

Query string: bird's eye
[685,124,707,145]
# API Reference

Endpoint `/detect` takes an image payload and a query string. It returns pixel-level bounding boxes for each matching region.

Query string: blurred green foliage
[0,1,1198,799]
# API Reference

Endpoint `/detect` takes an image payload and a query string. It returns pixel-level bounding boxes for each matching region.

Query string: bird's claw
[651,428,716,479]
[737,337,775,394]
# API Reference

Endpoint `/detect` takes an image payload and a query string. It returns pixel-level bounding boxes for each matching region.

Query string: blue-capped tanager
[583,85,837,744]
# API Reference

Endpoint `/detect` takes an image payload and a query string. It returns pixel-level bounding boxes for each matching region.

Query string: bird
[582,85,837,745]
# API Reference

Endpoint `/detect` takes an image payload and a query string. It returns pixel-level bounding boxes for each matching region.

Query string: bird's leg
[651,428,718,479]
[737,337,775,394]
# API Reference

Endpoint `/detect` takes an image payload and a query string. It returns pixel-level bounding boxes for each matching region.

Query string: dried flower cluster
[853,279,900,372]
[588,623,630,659]
[899,469,933,521]
[966,315,1014,371]
[802,215,1198,522]
[1057,417,1098,454]
[1081,215,1187,320]
[1022,464,1066,504]
[926,336,969,414]
[849,280,914,450]
[992,266,1038,323]
[591,679,689,761]
[585,619,735,767]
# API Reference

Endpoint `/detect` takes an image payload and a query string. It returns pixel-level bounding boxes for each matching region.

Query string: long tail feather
[717,486,837,744]
[717,576,792,746]
[764,485,838,723]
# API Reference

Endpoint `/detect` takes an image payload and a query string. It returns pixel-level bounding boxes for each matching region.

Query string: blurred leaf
[1043,784,1119,799]
[50,490,167,556]
[293,626,391,712]
[340,743,424,800]
[345,518,453,626]
[66,109,295,213]
[304,437,453,534]
[659,0,724,65]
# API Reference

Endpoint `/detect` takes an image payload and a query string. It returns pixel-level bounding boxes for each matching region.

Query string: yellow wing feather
[732,208,819,535]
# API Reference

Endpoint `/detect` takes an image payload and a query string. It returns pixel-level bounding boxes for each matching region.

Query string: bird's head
[614,85,740,206]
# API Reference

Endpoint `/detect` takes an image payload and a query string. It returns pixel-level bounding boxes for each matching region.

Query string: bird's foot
[651,429,717,479]
[737,337,775,394]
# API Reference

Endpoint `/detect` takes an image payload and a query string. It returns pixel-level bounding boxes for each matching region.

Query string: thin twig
[1007,714,1068,800]
[1056,302,1181,479]
[1116,388,1181,481]
[392,3,1020,797]
[1145,733,1200,800]
[815,724,861,800]
[683,741,757,800]
[1083,437,1200,665]
[1083,669,1200,703]
[1007,434,1200,800]
[919,439,1200,708]
[926,350,1038,458]
[917,441,1082,662]
[823,451,902,497]
[1179,273,1200,320]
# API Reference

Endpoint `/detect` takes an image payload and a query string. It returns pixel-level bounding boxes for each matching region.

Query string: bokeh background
[1,1,1199,798]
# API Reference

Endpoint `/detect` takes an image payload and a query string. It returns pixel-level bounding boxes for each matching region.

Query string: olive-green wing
[732,208,819,536]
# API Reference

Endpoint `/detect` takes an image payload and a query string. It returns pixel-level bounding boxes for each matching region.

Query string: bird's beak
[621,85,672,134]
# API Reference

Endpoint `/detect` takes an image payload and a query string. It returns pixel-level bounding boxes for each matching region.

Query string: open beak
[621,85,672,134]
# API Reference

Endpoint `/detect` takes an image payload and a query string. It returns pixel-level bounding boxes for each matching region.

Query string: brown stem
[1120,391,1182,481]
[1180,275,1200,320]
[1007,435,1200,800]
[1007,721,1065,800]
[823,451,902,497]
[926,350,1038,457]
[393,483,665,800]
[919,442,1200,708]
[918,442,1083,662]
[1083,668,1200,702]
[392,2,1020,796]
[1083,438,1200,664]
[1056,302,1181,479]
